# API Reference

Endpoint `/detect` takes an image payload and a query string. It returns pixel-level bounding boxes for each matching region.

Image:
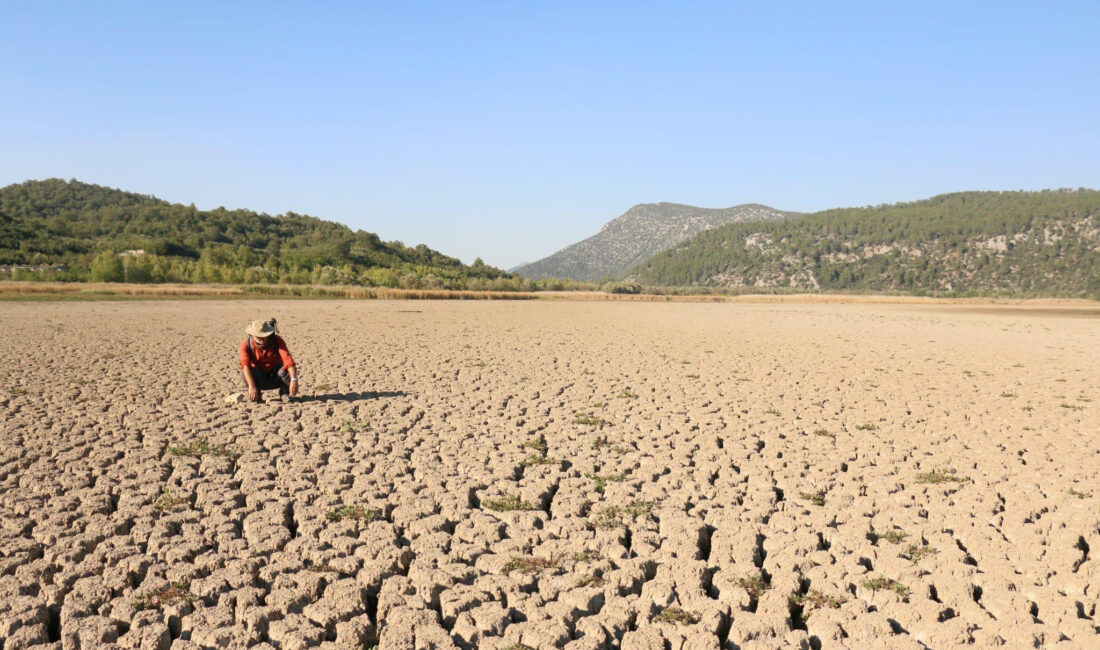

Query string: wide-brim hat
[245,319,277,337]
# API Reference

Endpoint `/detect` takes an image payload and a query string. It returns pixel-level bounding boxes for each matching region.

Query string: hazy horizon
[3,2,1098,268]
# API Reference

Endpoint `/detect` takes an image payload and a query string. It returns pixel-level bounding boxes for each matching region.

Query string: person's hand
[289,380,299,397]
[248,386,260,402]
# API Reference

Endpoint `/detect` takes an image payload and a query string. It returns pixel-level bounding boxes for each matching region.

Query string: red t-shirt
[239,335,295,371]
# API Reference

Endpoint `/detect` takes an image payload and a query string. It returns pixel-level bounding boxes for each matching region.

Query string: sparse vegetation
[1068,488,1091,499]
[520,453,559,468]
[314,382,333,392]
[653,606,699,625]
[685,373,700,379]
[765,407,781,416]
[153,488,189,512]
[624,499,655,517]
[813,428,835,439]
[1000,391,1017,398]
[855,423,877,431]
[166,437,239,459]
[1060,402,1082,410]
[901,544,938,565]
[326,504,381,523]
[522,436,548,453]
[340,419,369,433]
[502,644,536,650]
[571,549,602,562]
[593,506,624,530]
[617,389,638,399]
[573,412,610,428]
[861,575,910,597]
[738,573,772,599]
[789,589,847,622]
[799,491,826,506]
[132,582,196,610]
[575,573,607,588]
[916,469,968,484]
[9,387,28,396]
[586,472,626,493]
[502,556,558,575]
[869,529,909,545]
[483,494,535,512]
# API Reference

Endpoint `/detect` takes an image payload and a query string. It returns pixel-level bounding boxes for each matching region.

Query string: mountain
[0,179,513,288]
[515,202,795,281]
[627,190,1100,298]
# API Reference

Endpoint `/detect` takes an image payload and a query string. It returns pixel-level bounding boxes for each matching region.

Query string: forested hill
[627,190,1100,298]
[515,202,794,281]
[0,179,512,288]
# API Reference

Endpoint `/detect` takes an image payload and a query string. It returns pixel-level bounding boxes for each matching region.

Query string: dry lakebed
[1,299,1098,649]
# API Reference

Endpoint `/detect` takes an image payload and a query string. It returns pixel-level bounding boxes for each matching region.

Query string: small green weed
[813,429,835,439]
[520,453,559,468]
[574,573,607,588]
[901,544,938,565]
[855,423,877,431]
[738,573,771,599]
[764,407,781,416]
[861,575,909,597]
[522,436,548,453]
[153,489,189,512]
[869,529,908,545]
[132,582,196,610]
[624,499,655,517]
[653,606,699,625]
[586,472,625,493]
[502,556,558,575]
[326,505,381,523]
[916,469,967,484]
[799,491,826,506]
[789,589,846,622]
[617,389,638,399]
[167,437,239,459]
[1068,488,1091,499]
[573,413,610,428]
[571,549,602,562]
[483,494,534,512]
[593,506,623,530]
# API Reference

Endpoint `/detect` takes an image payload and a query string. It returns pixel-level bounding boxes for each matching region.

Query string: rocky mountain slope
[627,190,1100,298]
[515,203,794,281]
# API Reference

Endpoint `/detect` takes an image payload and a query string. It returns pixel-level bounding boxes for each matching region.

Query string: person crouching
[240,318,299,402]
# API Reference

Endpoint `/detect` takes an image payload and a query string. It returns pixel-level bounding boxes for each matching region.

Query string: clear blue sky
[2,2,1098,269]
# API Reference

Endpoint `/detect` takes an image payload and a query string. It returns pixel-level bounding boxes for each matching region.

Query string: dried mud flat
[1,300,1098,650]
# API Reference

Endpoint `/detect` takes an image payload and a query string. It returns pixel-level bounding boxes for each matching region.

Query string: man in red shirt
[240,319,299,402]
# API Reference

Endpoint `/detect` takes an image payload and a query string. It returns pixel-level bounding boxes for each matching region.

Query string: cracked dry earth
[1,300,1099,650]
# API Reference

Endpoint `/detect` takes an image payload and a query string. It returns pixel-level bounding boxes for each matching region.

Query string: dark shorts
[242,366,290,395]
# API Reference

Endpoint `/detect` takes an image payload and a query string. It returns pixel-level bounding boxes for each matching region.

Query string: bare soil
[1,300,1097,649]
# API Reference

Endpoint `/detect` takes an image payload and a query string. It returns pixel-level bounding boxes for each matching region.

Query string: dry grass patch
[1068,488,1091,499]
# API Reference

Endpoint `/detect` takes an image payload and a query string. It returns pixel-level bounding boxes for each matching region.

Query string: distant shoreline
[1,281,1097,314]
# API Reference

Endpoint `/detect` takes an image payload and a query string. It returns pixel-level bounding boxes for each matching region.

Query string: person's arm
[240,340,260,401]
[277,337,299,396]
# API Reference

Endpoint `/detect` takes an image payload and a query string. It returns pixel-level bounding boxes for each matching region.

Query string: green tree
[90,250,124,282]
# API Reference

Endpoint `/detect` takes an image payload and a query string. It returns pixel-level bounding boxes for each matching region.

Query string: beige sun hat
[245,319,278,338]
